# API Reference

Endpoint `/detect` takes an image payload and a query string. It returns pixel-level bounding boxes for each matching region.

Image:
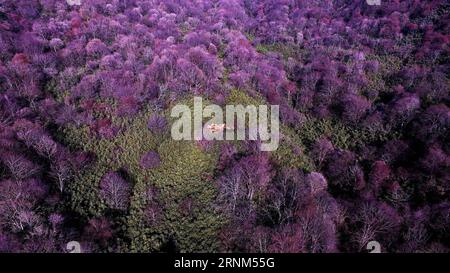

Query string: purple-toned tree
[99,172,131,211]
[140,151,161,169]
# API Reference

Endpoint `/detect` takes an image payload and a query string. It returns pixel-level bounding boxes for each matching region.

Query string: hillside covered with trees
[0,0,448,253]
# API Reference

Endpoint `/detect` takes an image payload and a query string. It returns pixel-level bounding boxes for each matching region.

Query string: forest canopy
[0,0,448,253]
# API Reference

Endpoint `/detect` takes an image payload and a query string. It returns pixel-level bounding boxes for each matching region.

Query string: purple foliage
[139,151,161,169]
[147,114,168,133]
[99,172,131,211]
[0,0,448,253]
[217,153,272,220]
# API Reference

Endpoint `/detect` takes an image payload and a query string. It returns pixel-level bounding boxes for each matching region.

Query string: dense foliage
[0,0,448,253]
